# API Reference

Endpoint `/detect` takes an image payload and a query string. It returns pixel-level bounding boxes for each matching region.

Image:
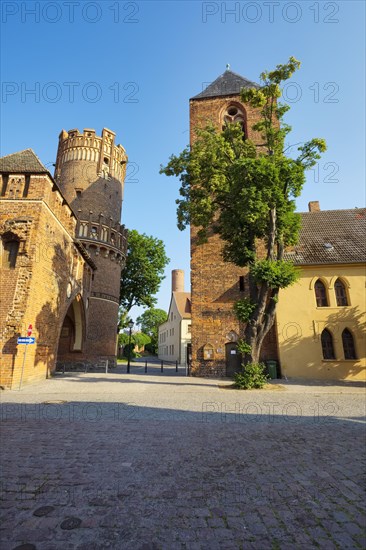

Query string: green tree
[160,57,326,364]
[120,230,170,315]
[118,331,151,348]
[136,308,168,354]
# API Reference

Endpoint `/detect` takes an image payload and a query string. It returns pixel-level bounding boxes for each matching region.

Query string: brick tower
[54,128,128,365]
[189,70,278,376]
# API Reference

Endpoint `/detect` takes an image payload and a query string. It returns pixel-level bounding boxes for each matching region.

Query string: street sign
[27,324,33,337]
[17,337,36,344]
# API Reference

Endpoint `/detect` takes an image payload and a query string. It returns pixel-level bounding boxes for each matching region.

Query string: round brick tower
[54,128,128,365]
[172,269,184,292]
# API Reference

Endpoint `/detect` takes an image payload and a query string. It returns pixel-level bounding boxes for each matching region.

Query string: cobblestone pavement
[1,365,365,550]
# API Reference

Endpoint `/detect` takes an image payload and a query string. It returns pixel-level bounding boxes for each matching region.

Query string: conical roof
[0,149,48,173]
[191,69,259,100]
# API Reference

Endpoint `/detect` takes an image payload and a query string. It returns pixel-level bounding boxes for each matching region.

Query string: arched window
[342,329,357,359]
[1,234,20,268]
[334,278,348,306]
[315,279,328,307]
[321,329,335,360]
[222,104,247,138]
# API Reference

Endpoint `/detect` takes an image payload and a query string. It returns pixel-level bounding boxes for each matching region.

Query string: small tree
[136,308,168,354]
[120,229,169,315]
[160,57,326,364]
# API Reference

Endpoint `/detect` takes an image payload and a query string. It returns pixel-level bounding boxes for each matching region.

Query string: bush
[233,362,269,389]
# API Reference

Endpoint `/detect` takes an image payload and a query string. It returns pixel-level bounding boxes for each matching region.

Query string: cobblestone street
[1,366,365,549]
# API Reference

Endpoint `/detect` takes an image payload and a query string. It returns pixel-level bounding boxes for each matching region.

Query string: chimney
[308,201,320,212]
[172,269,184,293]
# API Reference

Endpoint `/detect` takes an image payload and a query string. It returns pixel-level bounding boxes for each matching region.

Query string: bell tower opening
[222,103,247,138]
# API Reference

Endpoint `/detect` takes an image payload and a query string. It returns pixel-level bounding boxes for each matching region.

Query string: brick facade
[0,128,128,388]
[189,93,278,377]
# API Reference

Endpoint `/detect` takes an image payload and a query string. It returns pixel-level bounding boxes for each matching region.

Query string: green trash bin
[266,360,277,380]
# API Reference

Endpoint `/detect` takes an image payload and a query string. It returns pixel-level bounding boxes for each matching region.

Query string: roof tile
[173,292,191,319]
[0,149,48,173]
[191,70,259,100]
[284,209,366,265]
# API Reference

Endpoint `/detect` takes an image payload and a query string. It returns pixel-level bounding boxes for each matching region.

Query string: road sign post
[17,330,35,391]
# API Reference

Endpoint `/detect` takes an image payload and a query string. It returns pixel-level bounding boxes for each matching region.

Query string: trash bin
[266,360,277,380]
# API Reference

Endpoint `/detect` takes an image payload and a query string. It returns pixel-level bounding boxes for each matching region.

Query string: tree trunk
[243,284,278,365]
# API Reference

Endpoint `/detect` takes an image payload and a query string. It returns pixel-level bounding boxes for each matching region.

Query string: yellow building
[276,202,366,381]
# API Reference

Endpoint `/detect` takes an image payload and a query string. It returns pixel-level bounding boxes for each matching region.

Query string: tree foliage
[160,57,326,364]
[118,331,151,347]
[120,230,170,313]
[136,308,168,354]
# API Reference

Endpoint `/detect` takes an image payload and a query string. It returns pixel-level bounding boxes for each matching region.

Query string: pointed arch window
[334,278,348,306]
[222,104,247,138]
[321,329,335,360]
[315,279,328,307]
[342,329,357,359]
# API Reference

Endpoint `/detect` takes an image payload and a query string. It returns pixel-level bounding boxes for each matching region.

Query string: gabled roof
[284,208,366,265]
[0,149,48,173]
[173,292,191,319]
[191,69,259,100]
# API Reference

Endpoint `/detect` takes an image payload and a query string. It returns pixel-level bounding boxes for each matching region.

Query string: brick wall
[189,93,279,377]
[0,173,92,388]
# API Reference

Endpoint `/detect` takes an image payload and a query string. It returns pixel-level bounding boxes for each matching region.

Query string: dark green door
[225,342,242,377]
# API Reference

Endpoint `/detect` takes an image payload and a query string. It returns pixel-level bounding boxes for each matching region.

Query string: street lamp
[127,319,134,374]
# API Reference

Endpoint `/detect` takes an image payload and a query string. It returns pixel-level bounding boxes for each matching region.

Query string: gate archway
[57,296,85,359]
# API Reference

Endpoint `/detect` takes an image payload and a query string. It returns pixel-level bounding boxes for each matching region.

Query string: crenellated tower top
[55,127,127,185]
[54,127,128,267]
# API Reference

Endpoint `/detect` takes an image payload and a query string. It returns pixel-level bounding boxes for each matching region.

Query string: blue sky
[1,0,365,321]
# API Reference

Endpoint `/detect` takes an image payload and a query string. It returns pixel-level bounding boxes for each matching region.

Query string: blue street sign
[17,337,36,344]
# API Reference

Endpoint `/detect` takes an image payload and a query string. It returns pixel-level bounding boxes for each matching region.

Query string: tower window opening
[222,103,247,138]
[228,106,238,116]
[103,157,109,165]
[1,236,20,268]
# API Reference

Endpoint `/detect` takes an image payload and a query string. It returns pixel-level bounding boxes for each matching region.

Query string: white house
[158,270,191,365]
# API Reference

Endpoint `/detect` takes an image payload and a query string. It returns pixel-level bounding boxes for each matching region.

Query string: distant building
[158,270,191,365]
